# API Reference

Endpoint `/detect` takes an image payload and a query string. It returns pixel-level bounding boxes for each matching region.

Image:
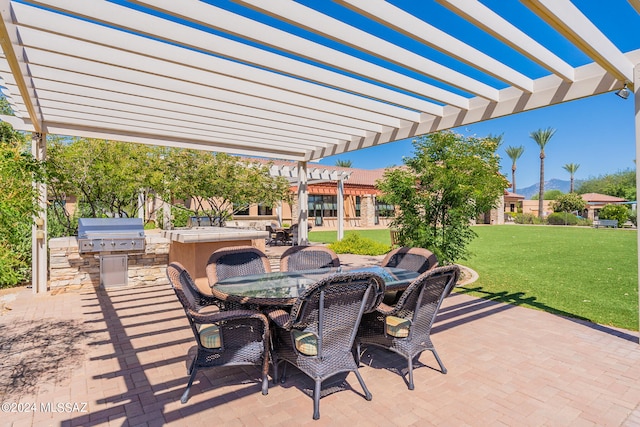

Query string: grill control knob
[111,241,116,247]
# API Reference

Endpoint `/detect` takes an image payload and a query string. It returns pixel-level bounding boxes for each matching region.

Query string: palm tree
[335,159,352,167]
[505,145,525,194]
[563,163,580,192]
[530,128,556,218]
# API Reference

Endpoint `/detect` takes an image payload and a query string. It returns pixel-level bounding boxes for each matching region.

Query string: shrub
[598,204,629,226]
[576,217,592,227]
[168,206,193,228]
[546,212,578,226]
[514,213,545,224]
[328,233,390,256]
[551,193,586,213]
[0,244,24,287]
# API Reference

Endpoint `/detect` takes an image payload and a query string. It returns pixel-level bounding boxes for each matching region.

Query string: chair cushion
[385,316,411,338]
[198,324,222,348]
[292,330,318,356]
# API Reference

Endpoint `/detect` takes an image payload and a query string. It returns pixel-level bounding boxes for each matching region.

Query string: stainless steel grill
[78,218,146,254]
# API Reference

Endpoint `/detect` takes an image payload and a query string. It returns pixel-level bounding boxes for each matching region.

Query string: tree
[0,96,13,115]
[577,169,636,201]
[376,131,507,263]
[563,163,580,192]
[598,204,629,225]
[531,189,563,200]
[551,193,586,213]
[46,138,163,234]
[530,128,556,218]
[0,123,43,287]
[161,150,291,226]
[335,159,352,167]
[504,145,524,194]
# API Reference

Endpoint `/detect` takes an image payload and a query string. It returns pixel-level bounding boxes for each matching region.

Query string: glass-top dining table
[211,265,421,307]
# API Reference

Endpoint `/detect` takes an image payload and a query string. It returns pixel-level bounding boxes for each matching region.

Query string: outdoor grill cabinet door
[100,254,128,288]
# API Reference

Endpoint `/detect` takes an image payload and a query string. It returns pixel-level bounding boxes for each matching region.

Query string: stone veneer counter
[162,227,268,243]
[49,232,169,290]
[162,227,268,293]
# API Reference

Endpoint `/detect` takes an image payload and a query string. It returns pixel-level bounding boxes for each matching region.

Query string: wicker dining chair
[380,247,439,304]
[206,245,271,285]
[279,245,340,272]
[167,262,270,404]
[267,272,384,420]
[356,265,459,390]
[381,246,439,274]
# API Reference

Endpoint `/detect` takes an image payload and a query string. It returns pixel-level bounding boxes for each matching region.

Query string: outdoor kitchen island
[163,227,268,290]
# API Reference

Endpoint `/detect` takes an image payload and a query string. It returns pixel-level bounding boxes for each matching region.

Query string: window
[308,195,337,218]
[234,204,250,215]
[355,196,361,217]
[257,204,273,215]
[376,201,395,217]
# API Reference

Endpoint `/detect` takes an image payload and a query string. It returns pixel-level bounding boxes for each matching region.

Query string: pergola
[0,1,638,326]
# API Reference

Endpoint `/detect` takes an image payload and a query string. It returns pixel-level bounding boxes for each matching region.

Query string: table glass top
[214,266,419,300]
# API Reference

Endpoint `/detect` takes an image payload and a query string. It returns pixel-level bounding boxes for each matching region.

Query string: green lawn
[309,229,392,245]
[311,225,639,330]
[464,226,638,331]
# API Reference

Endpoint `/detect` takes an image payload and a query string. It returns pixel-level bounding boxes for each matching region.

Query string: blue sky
[319,91,636,189]
[312,0,638,190]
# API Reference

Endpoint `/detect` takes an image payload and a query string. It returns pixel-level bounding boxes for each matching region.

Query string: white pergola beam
[522,0,634,85]
[36,91,352,143]
[0,0,41,130]
[12,3,426,122]
[41,121,306,160]
[238,0,503,99]
[37,97,339,148]
[20,0,445,117]
[336,0,534,92]
[30,72,369,139]
[438,0,576,82]
[19,29,404,131]
[25,54,387,136]
[309,57,625,159]
[131,0,471,110]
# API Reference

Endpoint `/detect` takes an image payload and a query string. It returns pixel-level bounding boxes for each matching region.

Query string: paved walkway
[1,255,639,426]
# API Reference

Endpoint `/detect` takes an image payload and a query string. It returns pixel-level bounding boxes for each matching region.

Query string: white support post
[138,191,145,220]
[276,201,282,227]
[634,64,640,335]
[297,161,309,245]
[163,199,172,229]
[31,132,47,294]
[337,178,344,241]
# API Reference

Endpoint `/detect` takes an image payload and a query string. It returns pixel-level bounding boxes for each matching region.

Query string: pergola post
[276,201,282,227]
[634,64,640,334]
[31,131,47,294]
[337,178,344,241]
[297,161,309,245]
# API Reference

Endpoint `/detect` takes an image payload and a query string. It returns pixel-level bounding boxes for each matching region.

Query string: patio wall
[48,232,170,290]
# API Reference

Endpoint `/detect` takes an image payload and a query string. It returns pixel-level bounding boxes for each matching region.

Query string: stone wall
[49,233,170,290]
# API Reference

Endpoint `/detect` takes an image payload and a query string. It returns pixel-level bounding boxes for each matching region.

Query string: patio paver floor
[1,272,639,426]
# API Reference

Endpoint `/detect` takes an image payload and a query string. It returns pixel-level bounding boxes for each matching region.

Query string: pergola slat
[336,0,535,92]
[238,0,503,99]
[522,0,634,85]
[439,0,576,83]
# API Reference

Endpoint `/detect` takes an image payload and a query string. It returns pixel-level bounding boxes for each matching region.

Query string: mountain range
[513,179,582,199]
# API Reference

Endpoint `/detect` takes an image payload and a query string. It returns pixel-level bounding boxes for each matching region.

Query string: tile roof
[580,193,627,203]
